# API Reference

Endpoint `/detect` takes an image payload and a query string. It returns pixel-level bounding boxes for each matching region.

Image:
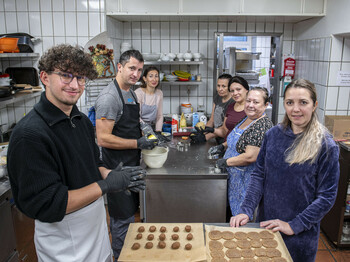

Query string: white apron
[34,197,112,262]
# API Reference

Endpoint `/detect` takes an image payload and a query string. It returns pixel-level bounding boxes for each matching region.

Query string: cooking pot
[0,85,26,98]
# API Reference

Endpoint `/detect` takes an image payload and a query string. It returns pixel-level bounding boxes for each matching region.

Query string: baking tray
[205,224,293,262]
[119,223,206,262]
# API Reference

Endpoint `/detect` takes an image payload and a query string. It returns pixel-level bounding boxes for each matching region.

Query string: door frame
[214,32,283,124]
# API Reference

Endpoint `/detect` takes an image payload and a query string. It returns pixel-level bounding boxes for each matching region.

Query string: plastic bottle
[192,112,199,127]
[171,114,179,133]
[180,113,187,128]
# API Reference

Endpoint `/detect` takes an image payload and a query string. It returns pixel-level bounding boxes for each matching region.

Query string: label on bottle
[171,114,178,133]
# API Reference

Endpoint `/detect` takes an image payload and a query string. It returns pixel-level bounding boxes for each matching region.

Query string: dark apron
[103,79,142,219]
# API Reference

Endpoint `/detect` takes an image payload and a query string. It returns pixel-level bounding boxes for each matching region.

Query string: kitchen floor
[11,205,350,262]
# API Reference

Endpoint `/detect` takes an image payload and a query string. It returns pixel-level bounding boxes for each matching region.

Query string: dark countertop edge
[339,141,350,151]
[0,177,11,202]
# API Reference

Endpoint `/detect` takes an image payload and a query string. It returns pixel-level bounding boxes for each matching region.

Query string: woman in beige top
[135,66,164,131]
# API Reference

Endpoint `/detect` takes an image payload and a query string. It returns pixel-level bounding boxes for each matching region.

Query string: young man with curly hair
[7,44,146,262]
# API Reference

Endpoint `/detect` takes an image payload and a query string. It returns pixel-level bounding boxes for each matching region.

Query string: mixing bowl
[142,146,169,168]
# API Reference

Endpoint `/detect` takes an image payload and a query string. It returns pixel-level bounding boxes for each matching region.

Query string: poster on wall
[337,71,350,86]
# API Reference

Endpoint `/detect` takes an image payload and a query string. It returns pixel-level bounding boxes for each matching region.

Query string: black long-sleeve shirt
[8,92,103,223]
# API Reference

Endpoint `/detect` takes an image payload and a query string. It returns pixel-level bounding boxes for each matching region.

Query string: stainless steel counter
[145,137,226,178]
[141,137,228,223]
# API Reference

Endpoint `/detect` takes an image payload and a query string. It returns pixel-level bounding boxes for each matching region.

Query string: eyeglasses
[51,71,88,86]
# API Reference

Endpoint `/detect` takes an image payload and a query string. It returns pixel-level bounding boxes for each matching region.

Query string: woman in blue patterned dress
[212,87,273,216]
[230,79,340,262]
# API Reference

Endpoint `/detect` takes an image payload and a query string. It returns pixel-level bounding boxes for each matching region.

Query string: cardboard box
[325,115,350,140]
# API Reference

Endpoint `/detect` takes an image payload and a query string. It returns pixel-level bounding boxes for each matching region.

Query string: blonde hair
[282,79,328,165]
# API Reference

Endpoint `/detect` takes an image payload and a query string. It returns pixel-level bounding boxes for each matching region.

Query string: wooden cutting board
[205,224,293,262]
[118,223,206,262]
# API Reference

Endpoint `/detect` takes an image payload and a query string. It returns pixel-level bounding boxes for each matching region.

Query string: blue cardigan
[240,124,340,262]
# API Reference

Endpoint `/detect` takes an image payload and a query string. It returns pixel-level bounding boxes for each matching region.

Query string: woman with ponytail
[230,79,340,262]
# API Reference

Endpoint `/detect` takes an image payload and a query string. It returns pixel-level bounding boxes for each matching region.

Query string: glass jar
[342,222,350,241]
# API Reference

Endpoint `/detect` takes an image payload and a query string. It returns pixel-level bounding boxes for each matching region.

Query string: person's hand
[137,136,158,150]
[203,126,215,133]
[97,163,146,194]
[216,158,228,170]
[230,214,249,227]
[208,144,225,157]
[190,126,207,144]
[155,131,171,144]
[260,219,295,235]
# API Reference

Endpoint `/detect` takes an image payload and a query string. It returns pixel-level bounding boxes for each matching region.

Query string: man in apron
[7,44,146,262]
[95,50,157,260]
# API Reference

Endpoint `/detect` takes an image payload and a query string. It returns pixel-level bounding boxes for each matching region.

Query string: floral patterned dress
[224,115,273,216]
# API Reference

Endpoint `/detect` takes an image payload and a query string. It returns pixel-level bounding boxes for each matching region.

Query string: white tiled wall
[294,36,350,124]
[0,0,106,132]
[107,19,295,117]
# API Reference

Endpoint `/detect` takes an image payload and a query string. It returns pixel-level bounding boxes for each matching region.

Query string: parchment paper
[118,223,206,262]
[204,224,293,262]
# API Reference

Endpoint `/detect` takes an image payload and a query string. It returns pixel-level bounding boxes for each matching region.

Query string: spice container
[342,222,350,241]
[346,200,350,213]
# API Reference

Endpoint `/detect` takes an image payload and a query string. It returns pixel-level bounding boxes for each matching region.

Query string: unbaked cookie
[185,225,191,232]
[135,233,142,240]
[211,258,228,262]
[223,240,237,249]
[237,239,251,249]
[147,234,154,240]
[241,249,255,258]
[210,250,225,258]
[160,226,167,232]
[234,231,248,240]
[265,248,282,258]
[256,258,272,262]
[171,242,180,249]
[185,243,192,250]
[262,239,278,248]
[251,239,263,248]
[158,241,166,249]
[145,242,153,249]
[131,243,140,250]
[149,226,156,232]
[254,248,267,257]
[138,226,145,232]
[173,226,180,232]
[259,230,274,239]
[247,231,260,240]
[222,231,235,240]
[209,230,222,240]
[209,240,223,250]
[225,248,241,258]
[172,234,179,240]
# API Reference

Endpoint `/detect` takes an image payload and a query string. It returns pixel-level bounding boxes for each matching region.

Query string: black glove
[216,158,228,170]
[208,144,225,157]
[190,132,206,143]
[190,126,207,144]
[97,163,146,194]
[155,131,171,144]
[137,136,158,150]
[203,126,215,133]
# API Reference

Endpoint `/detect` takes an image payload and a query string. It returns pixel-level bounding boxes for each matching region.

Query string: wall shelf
[0,91,42,110]
[160,81,202,86]
[144,61,203,65]
[0,53,40,59]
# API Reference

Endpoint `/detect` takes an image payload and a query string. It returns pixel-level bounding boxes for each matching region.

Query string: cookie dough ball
[147,234,154,240]
[149,226,156,232]
[138,226,145,232]
[187,233,193,240]
[173,226,179,232]
[171,242,180,249]
[185,225,191,232]
[160,226,167,232]
[136,233,142,240]
[131,243,140,250]
[172,234,179,240]
[158,241,166,249]
[185,243,192,250]
[159,233,166,241]
[145,242,153,249]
